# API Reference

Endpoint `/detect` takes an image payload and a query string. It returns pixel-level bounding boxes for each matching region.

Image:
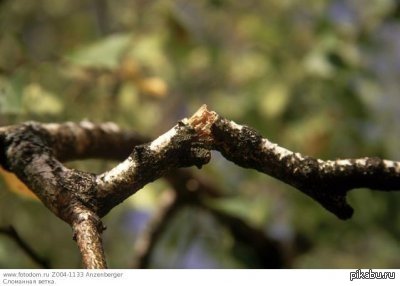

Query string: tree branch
[211,114,400,219]
[94,120,212,216]
[71,207,107,269]
[0,111,213,268]
[1,104,400,267]
[165,170,287,268]
[131,170,223,268]
[42,121,148,161]
[131,190,180,269]
[200,205,287,268]
[0,226,50,268]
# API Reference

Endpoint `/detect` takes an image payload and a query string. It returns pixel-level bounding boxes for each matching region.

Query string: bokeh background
[0,0,400,268]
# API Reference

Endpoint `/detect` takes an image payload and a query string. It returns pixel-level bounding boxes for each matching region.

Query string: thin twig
[0,225,51,268]
[131,190,180,268]
[201,205,286,268]
[165,170,287,268]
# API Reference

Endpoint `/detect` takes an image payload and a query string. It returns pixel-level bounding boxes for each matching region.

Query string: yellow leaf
[22,83,63,115]
[0,166,38,200]
[260,84,290,119]
[137,77,168,98]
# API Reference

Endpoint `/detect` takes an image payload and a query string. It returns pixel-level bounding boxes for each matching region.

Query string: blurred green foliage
[0,0,399,268]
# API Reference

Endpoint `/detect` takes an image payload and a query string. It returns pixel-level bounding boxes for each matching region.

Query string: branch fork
[1,104,399,268]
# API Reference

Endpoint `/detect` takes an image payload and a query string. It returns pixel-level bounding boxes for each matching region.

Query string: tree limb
[0,111,212,268]
[131,190,180,269]
[94,120,211,216]
[1,104,400,267]
[0,226,50,268]
[211,114,400,219]
[71,206,107,269]
[200,205,287,268]
[130,170,224,268]
[165,170,287,268]
[42,121,147,161]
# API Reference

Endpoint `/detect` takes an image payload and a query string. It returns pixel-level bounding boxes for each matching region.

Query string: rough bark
[1,104,400,268]
[211,116,400,219]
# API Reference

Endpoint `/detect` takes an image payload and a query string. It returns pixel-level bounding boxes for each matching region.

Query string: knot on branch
[61,170,99,213]
[170,124,211,169]
[132,124,211,172]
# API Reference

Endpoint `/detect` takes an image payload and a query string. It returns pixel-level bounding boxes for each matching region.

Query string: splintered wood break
[185,104,218,138]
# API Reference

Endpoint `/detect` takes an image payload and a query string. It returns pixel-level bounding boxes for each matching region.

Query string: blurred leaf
[117,83,139,111]
[284,113,332,156]
[303,49,335,78]
[127,35,168,73]
[66,34,132,69]
[137,77,168,98]
[22,83,63,115]
[0,75,24,115]
[229,52,267,84]
[126,180,168,211]
[259,84,290,119]
[356,79,381,109]
[207,194,270,228]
